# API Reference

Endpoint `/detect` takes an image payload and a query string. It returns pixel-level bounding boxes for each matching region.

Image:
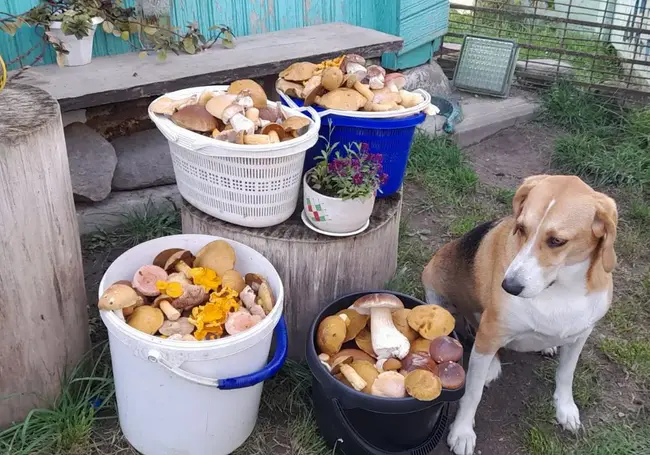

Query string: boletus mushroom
[194,240,236,276]
[429,336,463,363]
[225,310,263,335]
[317,314,348,356]
[354,327,376,358]
[438,361,466,390]
[132,265,168,297]
[276,78,304,98]
[401,352,438,375]
[245,273,275,314]
[153,248,184,269]
[261,123,286,143]
[315,88,367,111]
[227,79,268,109]
[371,371,406,398]
[98,283,144,311]
[407,304,455,340]
[405,369,442,401]
[410,337,432,354]
[171,283,207,311]
[282,116,310,138]
[150,95,197,115]
[353,294,410,360]
[330,349,375,366]
[321,66,344,91]
[339,364,367,392]
[127,305,164,335]
[164,250,195,278]
[350,360,379,394]
[279,61,318,82]
[336,309,369,342]
[153,295,181,321]
[392,308,419,343]
[171,104,218,132]
[158,317,194,337]
[221,269,246,293]
[376,358,402,373]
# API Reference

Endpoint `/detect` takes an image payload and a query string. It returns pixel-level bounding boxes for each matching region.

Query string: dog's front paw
[447,422,477,455]
[555,400,581,432]
[541,346,558,357]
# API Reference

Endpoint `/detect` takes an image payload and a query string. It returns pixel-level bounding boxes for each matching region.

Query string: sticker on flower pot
[306,198,328,222]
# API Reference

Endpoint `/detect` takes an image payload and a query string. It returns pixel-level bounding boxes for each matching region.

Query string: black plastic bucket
[306,290,465,454]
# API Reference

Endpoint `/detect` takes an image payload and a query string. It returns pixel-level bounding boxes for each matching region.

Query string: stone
[516,59,574,78]
[64,122,117,202]
[111,129,175,190]
[403,61,453,97]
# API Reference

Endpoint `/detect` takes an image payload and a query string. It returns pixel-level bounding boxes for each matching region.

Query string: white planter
[302,171,376,234]
[49,17,103,67]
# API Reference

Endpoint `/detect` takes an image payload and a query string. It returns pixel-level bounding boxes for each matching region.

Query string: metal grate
[443,0,650,98]
[453,35,519,96]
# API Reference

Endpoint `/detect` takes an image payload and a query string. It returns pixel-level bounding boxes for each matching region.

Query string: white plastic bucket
[49,17,103,67]
[99,234,288,455]
[148,86,321,228]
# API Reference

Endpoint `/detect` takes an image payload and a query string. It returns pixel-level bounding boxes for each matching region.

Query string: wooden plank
[9,23,403,111]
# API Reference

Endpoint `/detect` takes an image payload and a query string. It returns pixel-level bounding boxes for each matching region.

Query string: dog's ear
[512,175,551,219]
[592,193,618,273]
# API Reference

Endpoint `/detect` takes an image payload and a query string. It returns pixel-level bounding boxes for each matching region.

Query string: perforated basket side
[169,143,307,228]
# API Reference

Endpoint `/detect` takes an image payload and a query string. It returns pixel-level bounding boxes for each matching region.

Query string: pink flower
[353,174,363,185]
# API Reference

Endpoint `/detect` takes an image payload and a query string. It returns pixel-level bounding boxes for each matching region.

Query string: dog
[421,175,618,455]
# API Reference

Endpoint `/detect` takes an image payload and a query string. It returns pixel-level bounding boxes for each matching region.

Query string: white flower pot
[302,171,376,234]
[49,17,103,67]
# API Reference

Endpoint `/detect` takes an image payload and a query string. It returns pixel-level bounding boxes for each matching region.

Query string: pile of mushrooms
[316,293,465,401]
[150,79,311,145]
[276,54,440,115]
[98,239,276,340]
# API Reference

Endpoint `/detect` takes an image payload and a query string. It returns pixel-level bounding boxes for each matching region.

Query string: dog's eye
[547,236,567,248]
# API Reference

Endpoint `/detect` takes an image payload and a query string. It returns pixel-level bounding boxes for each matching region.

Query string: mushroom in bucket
[315,293,466,401]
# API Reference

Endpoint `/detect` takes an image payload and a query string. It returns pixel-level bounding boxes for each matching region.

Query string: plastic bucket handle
[146,317,288,390]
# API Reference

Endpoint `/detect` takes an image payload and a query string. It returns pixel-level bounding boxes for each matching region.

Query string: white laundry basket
[149,86,321,228]
[99,234,288,455]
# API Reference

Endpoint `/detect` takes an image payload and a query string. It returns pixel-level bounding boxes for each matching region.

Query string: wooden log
[0,84,90,428]
[182,193,402,359]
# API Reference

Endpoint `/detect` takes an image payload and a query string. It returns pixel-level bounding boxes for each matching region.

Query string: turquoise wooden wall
[0,0,448,71]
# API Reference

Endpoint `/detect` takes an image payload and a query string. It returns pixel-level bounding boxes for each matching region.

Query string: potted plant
[302,138,388,235]
[0,1,234,69]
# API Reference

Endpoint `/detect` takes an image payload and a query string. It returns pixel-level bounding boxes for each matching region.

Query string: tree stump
[182,192,402,359]
[0,84,90,428]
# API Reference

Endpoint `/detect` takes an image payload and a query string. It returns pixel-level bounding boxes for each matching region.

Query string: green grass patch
[385,221,433,300]
[534,358,602,410]
[0,344,115,455]
[448,213,484,237]
[600,339,650,383]
[406,131,478,205]
[83,201,181,254]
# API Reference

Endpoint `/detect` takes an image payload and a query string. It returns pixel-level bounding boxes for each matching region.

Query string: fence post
[0,84,90,428]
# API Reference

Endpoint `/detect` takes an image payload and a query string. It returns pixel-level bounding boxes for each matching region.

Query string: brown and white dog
[421,175,618,455]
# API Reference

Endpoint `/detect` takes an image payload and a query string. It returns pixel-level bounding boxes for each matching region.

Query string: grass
[448,9,623,85]
[0,344,115,455]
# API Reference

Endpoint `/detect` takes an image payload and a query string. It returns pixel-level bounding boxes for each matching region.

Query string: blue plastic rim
[282,97,426,198]
[216,316,288,390]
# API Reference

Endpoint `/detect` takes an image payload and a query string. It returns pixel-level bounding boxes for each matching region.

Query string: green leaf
[222,30,234,49]
[157,48,167,61]
[102,21,114,33]
[143,26,157,35]
[120,31,129,41]
[138,51,147,59]
[0,23,18,36]
[128,22,141,33]
[63,9,77,17]
[182,37,196,54]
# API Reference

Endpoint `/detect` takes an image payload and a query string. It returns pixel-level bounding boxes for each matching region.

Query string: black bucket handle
[330,398,449,455]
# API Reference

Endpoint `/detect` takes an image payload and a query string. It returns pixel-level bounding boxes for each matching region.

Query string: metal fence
[441,0,650,97]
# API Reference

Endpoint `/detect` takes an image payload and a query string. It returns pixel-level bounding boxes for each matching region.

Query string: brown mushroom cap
[221,269,246,293]
[245,274,275,314]
[171,284,207,310]
[98,283,144,311]
[438,361,466,390]
[429,336,464,363]
[321,66,344,91]
[401,352,438,375]
[410,338,432,354]
[227,79,268,109]
[405,369,442,401]
[392,308,419,342]
[407,304,455,340]
[315,88,367,111]
[354,327,377,358]
[261,123,287,142]
[194,240,236,276]
[171,104,218,132]
[385,72,406,90]
[276,78,305,99]
[352,293,404,315]
[336,309,369,342]
[164,250,195,274]
[127,305,164,335]
[317,315,347,356]
[282,116,310,137]
[330,354,353,374]
[205,94,238,119]
[153,248,184,269]
[330,349,375,365]
[158,317,195,337]
[279,61,318,82]
[351,360,379,394]
[371,371,406,398]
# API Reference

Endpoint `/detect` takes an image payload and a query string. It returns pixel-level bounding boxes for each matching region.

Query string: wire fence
[442,0,650,97]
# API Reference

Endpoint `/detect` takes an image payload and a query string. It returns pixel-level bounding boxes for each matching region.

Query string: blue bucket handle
[146,316,288,389]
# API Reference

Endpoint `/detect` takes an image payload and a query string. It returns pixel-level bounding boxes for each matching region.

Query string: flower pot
[302,171,376,234]
[49,17,103,67]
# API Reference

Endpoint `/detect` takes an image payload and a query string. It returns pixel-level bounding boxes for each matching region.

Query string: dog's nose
[502,277,524,296]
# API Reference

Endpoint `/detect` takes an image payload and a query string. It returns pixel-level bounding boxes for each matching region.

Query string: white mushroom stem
[423,103,440,116]
[375,358,387,372]
[369,308,410,360]
[230,114,256,134]
[160,301,180,321]
[240,285,256,309]
[340,364,367,391]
